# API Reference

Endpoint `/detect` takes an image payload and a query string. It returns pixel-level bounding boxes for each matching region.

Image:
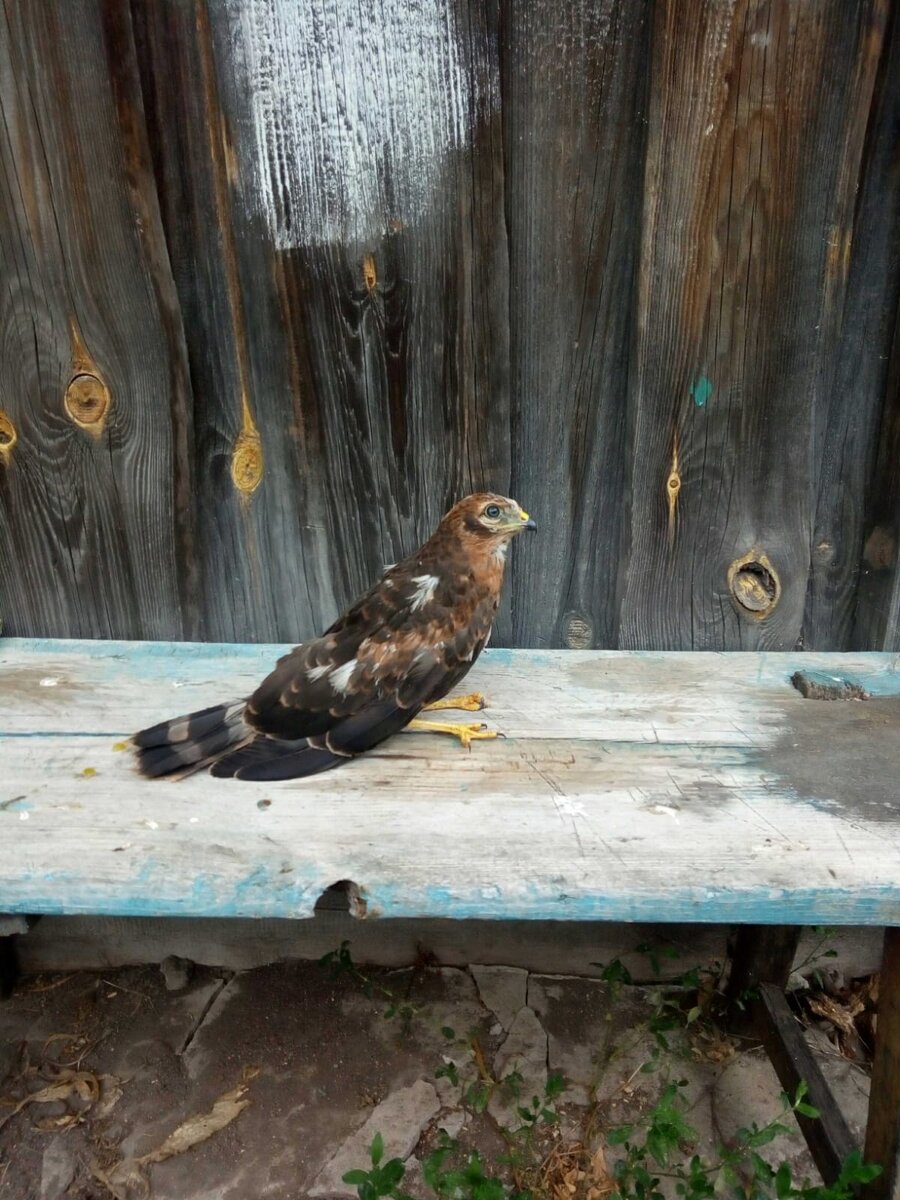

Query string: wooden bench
[2,639,899,1195]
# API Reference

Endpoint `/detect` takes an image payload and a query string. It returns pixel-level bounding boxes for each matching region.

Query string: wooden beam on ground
[758,983,857,1185]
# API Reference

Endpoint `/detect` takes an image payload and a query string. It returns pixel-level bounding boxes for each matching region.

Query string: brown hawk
[133,493,535,780]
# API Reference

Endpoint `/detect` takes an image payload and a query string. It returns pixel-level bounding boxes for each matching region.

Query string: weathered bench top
[1,639,899,925]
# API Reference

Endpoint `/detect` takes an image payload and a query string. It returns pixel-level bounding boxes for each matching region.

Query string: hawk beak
[517,510,537,532]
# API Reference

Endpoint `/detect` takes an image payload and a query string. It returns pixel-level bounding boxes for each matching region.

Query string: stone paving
[0,958,870,1199]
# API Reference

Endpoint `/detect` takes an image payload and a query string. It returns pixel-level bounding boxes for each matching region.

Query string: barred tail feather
[133,701,250,778]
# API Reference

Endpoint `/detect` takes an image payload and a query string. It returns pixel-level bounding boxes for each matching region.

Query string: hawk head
[442,493,537,544]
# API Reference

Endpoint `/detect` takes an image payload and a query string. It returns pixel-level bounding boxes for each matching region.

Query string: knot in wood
[362,254,377,291]
[563,611,593,649]
[65,373,110,431]
[231,428,264,496]
[0,410,16,454]
[666,472,681,496]
[863,525,896,571]
[727,550,780,619]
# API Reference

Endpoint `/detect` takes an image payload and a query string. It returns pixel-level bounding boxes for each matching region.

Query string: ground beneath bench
[0,961,871,1199]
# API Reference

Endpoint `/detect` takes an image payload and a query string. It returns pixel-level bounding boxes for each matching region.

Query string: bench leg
[863,927,900,1200]
[0,934,20,999]
[725,924,803,1007]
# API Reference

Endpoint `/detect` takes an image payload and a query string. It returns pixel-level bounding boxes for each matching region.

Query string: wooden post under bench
[863,928,900,1200]
[730,924,900,1200]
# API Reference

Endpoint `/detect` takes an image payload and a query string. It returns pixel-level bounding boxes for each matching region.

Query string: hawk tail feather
[133,702,249,778]
[134,700,419,781]
[210,702,416,781]
[210,738,343,781]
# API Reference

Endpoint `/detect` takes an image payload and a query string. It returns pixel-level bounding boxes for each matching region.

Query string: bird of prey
[133,493,535,781]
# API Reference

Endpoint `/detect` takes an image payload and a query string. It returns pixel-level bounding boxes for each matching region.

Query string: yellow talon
[423,692,486,713]
[406,719,499,750]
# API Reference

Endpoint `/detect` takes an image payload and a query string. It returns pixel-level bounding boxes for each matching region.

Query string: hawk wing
[244,565,496,744]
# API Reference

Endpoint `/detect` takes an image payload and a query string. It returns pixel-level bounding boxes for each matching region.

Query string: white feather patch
[329,659,358,694]
[307,664,330,682]
[493,542,508,563]
[410,574,439,611]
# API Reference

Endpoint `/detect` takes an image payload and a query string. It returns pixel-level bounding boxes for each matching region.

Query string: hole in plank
[727,550,780,618]
[314,879,367,918]
[0,411,17,452]
[791,672,869,701]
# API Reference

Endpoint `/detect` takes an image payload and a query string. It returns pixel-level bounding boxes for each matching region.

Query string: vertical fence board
[618,0,892,650]
[132,0,509,642]
[854,311,900,652]
[0,0,195,639]
[131,0,304,643]
[804,0,898,649]
[848,6,900,654]
[503,0,651,649]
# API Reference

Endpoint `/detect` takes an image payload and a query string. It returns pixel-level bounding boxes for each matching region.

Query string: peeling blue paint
[3,869,899,925]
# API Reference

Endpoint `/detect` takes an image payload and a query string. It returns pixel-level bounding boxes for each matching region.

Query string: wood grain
[0,0,897,650]
[854,309,900,653]
[806,1,900,650]
[0,0,196,638]
[618,0,895,651]
[2,641,899,923]
[502,0,650,649]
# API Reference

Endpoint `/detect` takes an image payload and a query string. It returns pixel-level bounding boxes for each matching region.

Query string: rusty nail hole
[65,373,110,427]
[256,798,271,810]
[727,550,780,618]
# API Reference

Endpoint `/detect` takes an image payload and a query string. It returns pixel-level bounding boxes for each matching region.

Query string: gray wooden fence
[1,0,898,650]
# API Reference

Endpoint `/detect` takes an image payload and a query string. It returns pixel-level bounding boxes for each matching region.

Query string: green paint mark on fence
[690,376,713,407]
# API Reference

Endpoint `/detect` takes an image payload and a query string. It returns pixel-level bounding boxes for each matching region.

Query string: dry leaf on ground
[0,1066,107,1132]
[92,1081,251,1199]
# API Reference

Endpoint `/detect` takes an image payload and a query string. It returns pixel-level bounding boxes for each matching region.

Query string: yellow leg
[423,692,486,713]
[406,719,499,750]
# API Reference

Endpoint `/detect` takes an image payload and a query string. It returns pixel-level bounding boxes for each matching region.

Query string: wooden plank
[759,983,858,1185]
[805,2,900,650]
[500,0,650,649]
[619,0,892,651]
[130,0,510,643]
[5,639,900,737]
[863,928,900,1200]
[1,641,899,924]
[0,0,197,639]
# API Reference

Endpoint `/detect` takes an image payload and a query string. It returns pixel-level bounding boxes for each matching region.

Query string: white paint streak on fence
[233,0,477,247]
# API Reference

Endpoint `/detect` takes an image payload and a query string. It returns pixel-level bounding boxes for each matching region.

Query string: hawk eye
[484,504,501,520]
